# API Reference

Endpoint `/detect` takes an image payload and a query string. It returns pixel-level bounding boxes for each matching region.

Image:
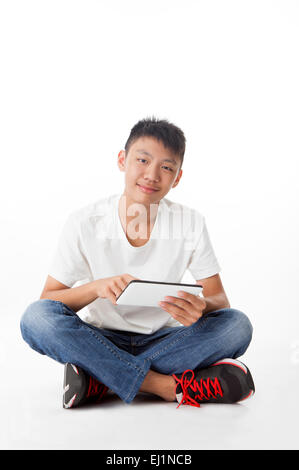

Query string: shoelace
[86,376,108,402]
[173,369,223,408]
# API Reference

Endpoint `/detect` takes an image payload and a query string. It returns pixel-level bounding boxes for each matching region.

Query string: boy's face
[117,136,183,206]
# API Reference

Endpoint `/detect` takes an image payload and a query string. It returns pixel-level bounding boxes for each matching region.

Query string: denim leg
[134,308,253,375]
[20,299,151,404]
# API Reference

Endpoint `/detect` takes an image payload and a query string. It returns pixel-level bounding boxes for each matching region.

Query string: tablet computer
[115,280,203,307]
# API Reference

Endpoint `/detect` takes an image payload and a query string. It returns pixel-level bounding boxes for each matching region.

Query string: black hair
[124,116,186,169]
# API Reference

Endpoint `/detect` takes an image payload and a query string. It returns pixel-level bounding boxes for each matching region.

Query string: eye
[162,166,173,172]
[137,159,173,172]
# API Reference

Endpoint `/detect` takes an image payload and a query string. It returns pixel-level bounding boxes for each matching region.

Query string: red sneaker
[172,358,255,409]
[63,363,108,409]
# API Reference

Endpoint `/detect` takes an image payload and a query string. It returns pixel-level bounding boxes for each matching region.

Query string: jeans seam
[62,304,146,374]
[62,304,152,403]
[124,359,151,403]
[147,316,208,361]
[133,328,183,347]
[81,321,146,375]
[83,325,150,403]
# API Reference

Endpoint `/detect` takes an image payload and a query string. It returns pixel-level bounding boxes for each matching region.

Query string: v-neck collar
[114,192,163,251]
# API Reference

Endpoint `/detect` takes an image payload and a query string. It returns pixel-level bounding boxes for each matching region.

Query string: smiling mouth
[137,184,159,193]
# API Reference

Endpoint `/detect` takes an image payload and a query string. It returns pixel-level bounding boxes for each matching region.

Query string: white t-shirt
[48,192,221,334]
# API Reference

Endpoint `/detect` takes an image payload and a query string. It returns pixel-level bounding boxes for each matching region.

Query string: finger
[170,310,195,327]
[160,301,198,323]
[162,296,199,317]
[110,282,123,300]
[124,274,139,283]
[107,288,117,305]
[118,278,128,292]
[177,290,205,308]
[122,276,137,291]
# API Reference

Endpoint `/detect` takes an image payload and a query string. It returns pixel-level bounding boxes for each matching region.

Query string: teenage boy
[20,117,255,409]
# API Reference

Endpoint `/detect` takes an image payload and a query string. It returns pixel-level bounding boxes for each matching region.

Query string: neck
[118,191,160,229]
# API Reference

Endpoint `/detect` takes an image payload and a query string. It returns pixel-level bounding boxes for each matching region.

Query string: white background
[0,0,298,450]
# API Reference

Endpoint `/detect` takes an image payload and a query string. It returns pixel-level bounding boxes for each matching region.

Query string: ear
[117,150,126,172]
[172,168,183,188]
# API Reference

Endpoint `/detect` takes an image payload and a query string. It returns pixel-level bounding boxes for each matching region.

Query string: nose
[144,164,160,182]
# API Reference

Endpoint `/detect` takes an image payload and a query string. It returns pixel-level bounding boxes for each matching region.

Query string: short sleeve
[187,216,221,280]
[48,213,91,287]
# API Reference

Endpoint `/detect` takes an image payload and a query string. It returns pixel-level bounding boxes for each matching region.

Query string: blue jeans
[20,299,253,404]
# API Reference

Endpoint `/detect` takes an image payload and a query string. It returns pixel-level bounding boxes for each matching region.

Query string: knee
[226,308,253,350]
[20,299,63,344]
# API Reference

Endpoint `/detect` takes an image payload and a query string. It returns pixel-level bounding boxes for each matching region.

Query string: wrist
[202,294,230,315]
[92,279,102,298]
[201,296,209,315]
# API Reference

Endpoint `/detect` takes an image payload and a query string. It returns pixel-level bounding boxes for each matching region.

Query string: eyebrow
[135,149,178,166]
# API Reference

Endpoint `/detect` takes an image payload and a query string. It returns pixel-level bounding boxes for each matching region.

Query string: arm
[197,273,230,314]
[40,275,100,313]
[40,273,138,313]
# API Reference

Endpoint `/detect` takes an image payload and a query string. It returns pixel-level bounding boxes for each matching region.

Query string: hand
[158,290,206,327]
[95,274,139,305]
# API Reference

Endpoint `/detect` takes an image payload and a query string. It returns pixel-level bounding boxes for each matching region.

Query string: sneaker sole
[212,358,255,402]
[212,358,247,374]
[63,363,87,409]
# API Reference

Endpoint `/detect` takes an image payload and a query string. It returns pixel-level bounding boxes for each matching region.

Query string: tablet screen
[116,280,203,307]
